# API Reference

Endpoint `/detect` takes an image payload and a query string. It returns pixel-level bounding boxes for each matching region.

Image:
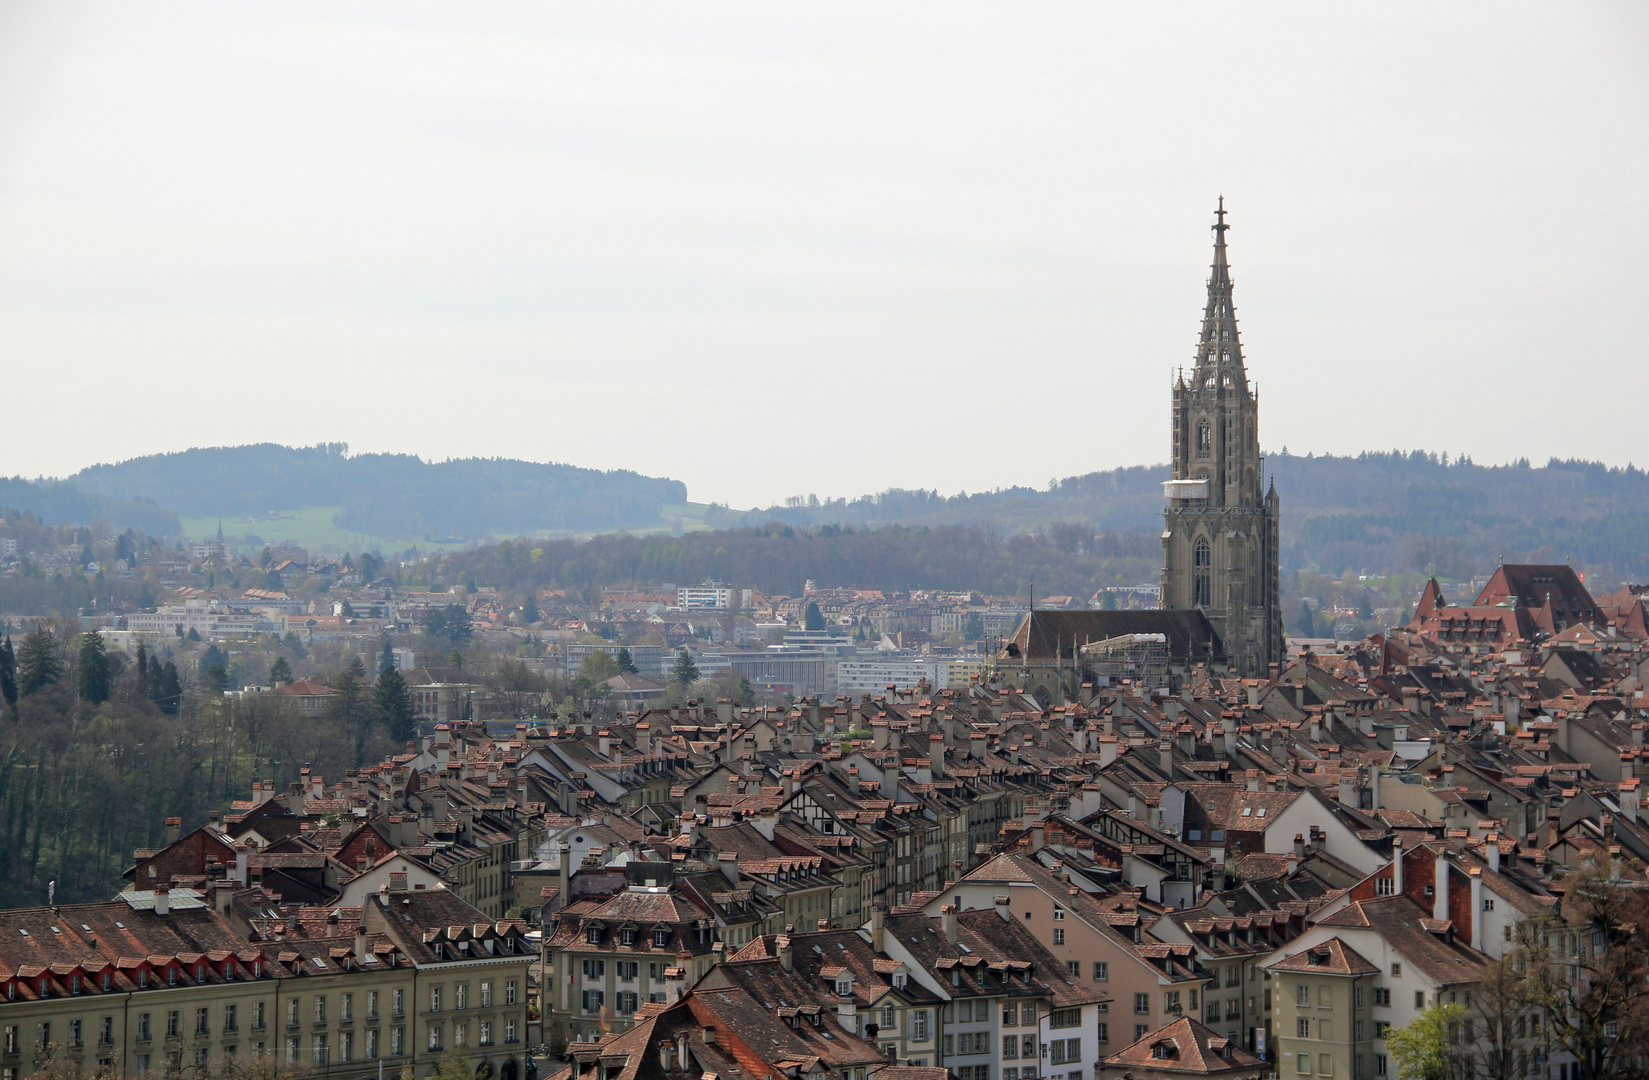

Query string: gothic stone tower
[1161,200,1284,677]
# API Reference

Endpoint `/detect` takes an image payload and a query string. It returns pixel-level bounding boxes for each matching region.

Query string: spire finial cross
[1214,195,1228,234]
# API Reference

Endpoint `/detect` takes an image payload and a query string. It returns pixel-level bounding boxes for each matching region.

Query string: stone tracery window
[1193,539,1212,608]
[1197,422,1211,457]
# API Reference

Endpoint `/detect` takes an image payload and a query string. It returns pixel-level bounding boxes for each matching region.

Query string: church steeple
[1162,198,1283,677]
[1192,196,1247,394]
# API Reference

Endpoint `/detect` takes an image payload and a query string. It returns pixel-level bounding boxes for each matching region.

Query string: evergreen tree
[199,644,227,679]
[269,656,293,685]
[17,626,63,696]
[448,649,464,670]
[0,636,16,718]
[803,601,825,632]
[1296,600,1315,638]
[615,648,639,675]
[522,594,539,625]
[134,641,148,697]
[374,664,416,743]
[1357,591,1375,620]
[75,632,112,704]
[185,627,201,642]
[672,649,699,688]
[201,663,228,694]
[148,654,164,707]
[379,638,395,675]
[155,662,182,715]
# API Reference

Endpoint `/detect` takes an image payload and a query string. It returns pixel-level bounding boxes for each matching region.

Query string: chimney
[777,934,793,972]
[718,852,740,886]
[1246,681,1261,708]
[1485,834,1500,874]
[1159,739,1174,779]
[870,902,885,954]
[1098,736,1118,768]
[165,817,182,846]
[1245,769,1261,793]
[1309,712,1323,743]
[1338,770,1358,809]
[1622,782,1641,824]
[1293,833,1307,858]
[941,904,958,946]
[1469,867,1484,951]
[1433,853,1450,922]
[355,925,369,964]
[1370,763,1382,811]
[154,882,171,917]
[993,894,1012,921]
[880,761,897,801]
[872,721,889,750]
[931,734,947,779]
[716,699,733,726]
[389,871,408,893]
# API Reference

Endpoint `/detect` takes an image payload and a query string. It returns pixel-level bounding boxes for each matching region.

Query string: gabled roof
[1103,1016,1265,1075]
[1307,895,1491,987]
[1268,937,1378,976]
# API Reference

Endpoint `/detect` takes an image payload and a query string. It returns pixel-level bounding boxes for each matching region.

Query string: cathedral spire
[1194,198,1246,392]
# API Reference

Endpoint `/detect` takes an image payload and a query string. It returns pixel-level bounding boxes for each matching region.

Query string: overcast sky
[0,2,1644,510]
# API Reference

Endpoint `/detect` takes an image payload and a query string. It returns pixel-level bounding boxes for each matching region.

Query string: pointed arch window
[1196,422,1212,458]
[1193,539,1212,608]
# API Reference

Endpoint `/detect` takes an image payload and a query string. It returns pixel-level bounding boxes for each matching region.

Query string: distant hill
[0,477,179,535]
[707,452,1649,580]
[68,444,688,542]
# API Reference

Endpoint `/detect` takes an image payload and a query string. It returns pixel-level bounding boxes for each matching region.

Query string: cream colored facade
[1270,968,1375,1080]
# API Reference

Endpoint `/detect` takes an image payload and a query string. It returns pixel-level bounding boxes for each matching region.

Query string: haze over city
[1,2,1646,508]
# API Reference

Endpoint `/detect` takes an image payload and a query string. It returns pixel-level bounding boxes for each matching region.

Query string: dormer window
[654,929,671,948]
[587,927,604,945]
[101,972,112,991]
[620,928,636,947]
[837,980,852,996]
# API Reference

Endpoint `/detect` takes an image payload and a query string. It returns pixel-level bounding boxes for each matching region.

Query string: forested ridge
[67,443,686,541]
[710,451,1649,579]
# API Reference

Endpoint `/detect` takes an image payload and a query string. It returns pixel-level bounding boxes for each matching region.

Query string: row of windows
[426,980,516,1011]
[424,1018,518,1051]
[580,960,674,982]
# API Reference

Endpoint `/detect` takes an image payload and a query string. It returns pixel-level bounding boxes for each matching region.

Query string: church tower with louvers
[1160,200,1284,677]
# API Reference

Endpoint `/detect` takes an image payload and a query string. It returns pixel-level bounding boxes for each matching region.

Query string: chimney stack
[165,817,182,846]
[870,902,885,953]
[154,882,171,917]
[1469,867,1485,951]
[1433,853,1450,922]
[941,904,958,946]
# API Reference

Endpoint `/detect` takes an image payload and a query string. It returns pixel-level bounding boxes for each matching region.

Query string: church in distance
[999,201,1284,698]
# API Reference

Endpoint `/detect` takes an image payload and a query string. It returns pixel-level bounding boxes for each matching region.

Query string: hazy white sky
[0,2,1645,510]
